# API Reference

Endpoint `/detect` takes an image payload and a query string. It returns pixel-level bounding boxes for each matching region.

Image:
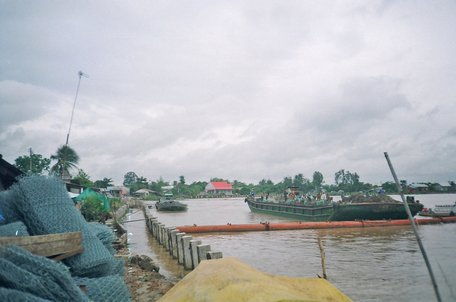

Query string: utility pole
[29,147,33,174]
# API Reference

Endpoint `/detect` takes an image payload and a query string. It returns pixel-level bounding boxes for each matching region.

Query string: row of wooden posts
[143,206,223,270]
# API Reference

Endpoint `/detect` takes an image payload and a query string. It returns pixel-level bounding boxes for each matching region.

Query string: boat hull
[246,199,423,221]
[246,200,334,221]
[156,201,187,212]
[329,202,423,221]
[419,203,456,217]
[418,212,452,218]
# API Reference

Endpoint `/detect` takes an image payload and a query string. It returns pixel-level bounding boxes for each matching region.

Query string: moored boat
[245,191,423,221]
[419,202,456,217]
[155,193,187,212]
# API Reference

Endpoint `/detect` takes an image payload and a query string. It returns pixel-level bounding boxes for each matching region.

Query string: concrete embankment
[112,204,129,234]
[142,202,223,271]
[176,216,456,233]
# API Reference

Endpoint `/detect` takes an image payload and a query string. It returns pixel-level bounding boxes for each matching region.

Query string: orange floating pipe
[176,216,456,233]
[176,223,266,233]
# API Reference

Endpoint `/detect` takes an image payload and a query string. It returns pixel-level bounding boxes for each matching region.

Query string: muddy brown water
[126,194,456,301]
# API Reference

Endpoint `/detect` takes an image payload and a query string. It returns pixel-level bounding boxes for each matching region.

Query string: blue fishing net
[73,275,131,302]
[0,175,132,301]
[89,222,116,255]
[108,256,126,276]
[0,221,29,236]
[0,287,51,302]
[10,175,114,277]
[0,245,88,301]
[0,189,21,224]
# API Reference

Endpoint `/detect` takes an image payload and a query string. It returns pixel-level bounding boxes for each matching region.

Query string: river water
[125,194,456,302]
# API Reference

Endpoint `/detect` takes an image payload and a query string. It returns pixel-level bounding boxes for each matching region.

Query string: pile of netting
[342,193,399,203]
[0,175,131,301]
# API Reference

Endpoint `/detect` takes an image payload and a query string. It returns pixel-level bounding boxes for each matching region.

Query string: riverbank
[113,200,178,301]
[116,246,176,301]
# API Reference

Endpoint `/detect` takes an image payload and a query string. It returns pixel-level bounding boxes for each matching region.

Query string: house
[205,181,233,196]
[431,182,452,192]
[133,188,156,198]
[64,181,85,197]
[407,183,429,193]
[107,186,130,197]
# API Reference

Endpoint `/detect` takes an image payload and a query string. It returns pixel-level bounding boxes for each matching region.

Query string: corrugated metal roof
[409,183,429,188]
[210,181,232,190]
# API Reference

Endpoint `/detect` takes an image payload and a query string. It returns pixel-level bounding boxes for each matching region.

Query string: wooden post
[165,227,176,251]
[176,233,186,264]
[317,238,327,279]
[207,251,223,260]
[189,239,202,269]
[170,230,179,258]
[152,219,159,238]
[182,235,193,270]
[159,223,167,244]
[197,244,211,263]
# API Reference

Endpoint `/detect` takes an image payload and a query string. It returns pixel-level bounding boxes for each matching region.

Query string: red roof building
[205,181,233,195]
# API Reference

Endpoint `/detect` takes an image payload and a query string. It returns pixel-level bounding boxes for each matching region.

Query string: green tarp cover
[75,188,110,211]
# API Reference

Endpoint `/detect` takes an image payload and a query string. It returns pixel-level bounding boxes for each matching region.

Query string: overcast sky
[1,1,455,186]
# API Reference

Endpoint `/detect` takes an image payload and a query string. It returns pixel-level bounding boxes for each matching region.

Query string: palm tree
[50,145,79,179]
[94,178,114,188]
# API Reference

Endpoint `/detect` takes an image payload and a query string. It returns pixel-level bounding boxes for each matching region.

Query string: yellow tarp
[158,257,352,302]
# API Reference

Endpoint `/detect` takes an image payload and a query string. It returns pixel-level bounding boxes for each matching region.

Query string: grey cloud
[0,81,65,131]
[294,77,411,136]
[1,1,456,185]
[338,77,411,119]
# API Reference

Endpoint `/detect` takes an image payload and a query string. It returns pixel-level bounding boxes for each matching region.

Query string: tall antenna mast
[66,71,88,145]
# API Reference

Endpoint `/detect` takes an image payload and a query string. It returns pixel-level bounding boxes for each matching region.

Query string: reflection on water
[126,194,456,302]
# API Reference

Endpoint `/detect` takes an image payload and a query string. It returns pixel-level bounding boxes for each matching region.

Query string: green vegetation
[93,178,114,189]
[14,153,50,175]
[109,197,123,212]
[78,193,125,223]
[80,195,109,222]
[14,150,116,190]
[50,145,80,178]
[123,170,456,200]
[11,148,456,205]
[72,169,93,187]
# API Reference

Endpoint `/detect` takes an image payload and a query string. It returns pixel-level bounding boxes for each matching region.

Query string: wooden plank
[0,232,83,257]
[51,246,85,262]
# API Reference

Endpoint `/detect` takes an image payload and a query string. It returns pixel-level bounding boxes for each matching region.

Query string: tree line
[12,148,456,198]
[13,145,114,188]
[121,171,456,199]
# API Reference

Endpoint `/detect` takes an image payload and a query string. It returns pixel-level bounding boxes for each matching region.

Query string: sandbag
[159,257,352,302]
